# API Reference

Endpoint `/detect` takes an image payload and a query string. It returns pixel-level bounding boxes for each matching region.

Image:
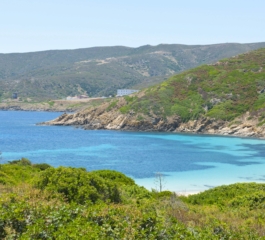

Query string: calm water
[1,111,265,193]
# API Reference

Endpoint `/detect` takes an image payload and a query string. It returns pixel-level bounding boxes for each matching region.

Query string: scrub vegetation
[1,159,265,239]
[118,48,265,123]
[1,43,265,100]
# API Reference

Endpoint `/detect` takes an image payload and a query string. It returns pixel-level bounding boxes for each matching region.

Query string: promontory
[43,48,265,138]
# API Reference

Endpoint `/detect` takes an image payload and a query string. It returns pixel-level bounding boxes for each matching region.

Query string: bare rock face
[43,101,265,138]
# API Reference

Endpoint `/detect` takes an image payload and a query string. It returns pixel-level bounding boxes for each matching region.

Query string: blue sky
[1,0,264,53]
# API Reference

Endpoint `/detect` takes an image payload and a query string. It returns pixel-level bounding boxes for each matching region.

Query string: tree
[154,172,166,192]
[0,151,2,169]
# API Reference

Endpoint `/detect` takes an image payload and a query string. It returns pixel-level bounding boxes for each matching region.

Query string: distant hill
[45,48,265,138]
[1,42,265,100]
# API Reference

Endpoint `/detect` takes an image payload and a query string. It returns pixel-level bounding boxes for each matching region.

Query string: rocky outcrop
[0,106,66,112]
[42,100,265,138]
[0,106,24,111]
[0,104,67,112]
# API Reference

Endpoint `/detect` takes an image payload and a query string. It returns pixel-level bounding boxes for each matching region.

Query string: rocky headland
[42,98,265,138]
[42,48,265,138]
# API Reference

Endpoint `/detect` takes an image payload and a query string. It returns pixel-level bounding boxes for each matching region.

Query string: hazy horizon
[2,41,265,55]
[1,0,264,53]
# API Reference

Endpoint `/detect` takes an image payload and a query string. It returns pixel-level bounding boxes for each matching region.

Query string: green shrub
[0,161,40,184]
[48,101,55,107]
[137,115,144,121]
[92,170,135,186]
[184,182,265,207]
[0,171,16,185]
[33,163,51,171]
[35,167,122,204]
[8,158,32,166]
[119,105,130,114]
[253,93,265,110]
[206,100,242,121]
[124,95,135,103]
[171,104,190,121]
[106,100,118,111]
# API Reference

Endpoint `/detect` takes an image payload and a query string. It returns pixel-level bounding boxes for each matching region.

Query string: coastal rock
[42,98,265,138]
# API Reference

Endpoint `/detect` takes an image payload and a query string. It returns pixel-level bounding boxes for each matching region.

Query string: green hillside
[117,47,265,122]
[1,159,265,238]
[1,42,265,101]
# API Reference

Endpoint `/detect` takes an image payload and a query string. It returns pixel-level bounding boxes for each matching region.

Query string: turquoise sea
[1,111,265,193]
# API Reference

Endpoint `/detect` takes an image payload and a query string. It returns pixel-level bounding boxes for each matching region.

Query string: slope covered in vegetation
[45,48,265,137]
[1,42,265,100]
[1,159,265,239]
[118,48,265,121]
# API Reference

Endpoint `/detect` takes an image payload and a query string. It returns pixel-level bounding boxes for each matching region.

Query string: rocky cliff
[43,98,265,138]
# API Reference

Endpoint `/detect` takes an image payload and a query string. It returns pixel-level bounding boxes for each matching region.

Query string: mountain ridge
[1,42,265,100]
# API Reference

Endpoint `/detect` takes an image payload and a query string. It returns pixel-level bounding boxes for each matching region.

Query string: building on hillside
[117,89,139,97]
[12,92,18,99]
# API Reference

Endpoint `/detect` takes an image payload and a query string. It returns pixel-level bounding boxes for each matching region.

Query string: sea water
[1,111,265,193]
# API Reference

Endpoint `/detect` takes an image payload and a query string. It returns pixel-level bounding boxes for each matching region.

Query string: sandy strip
[175,190,201,196]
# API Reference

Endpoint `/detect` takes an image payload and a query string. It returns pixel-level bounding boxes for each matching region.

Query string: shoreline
[0,97,110,113]
[1,109,265,140]
[55,124,265,140]
[111,127,265,140]
[40,99,265,140]
[0,106,75,113]
[0,108,70,112]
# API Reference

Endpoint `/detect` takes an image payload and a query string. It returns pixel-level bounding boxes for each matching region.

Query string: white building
[117,89,139,96]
